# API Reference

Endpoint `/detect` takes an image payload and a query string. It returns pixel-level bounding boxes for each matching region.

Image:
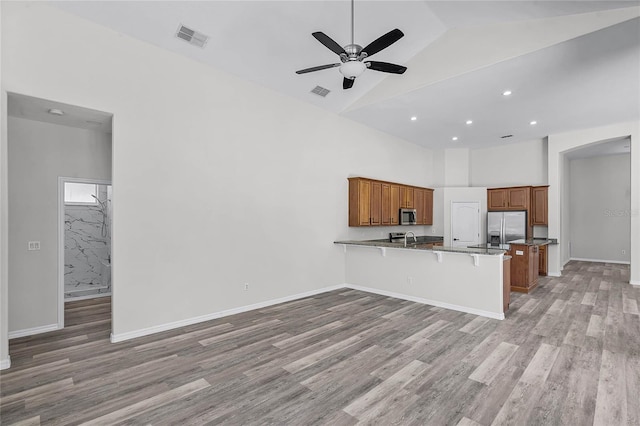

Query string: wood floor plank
[1,261,635,425]
[594,349,628,425]
[82,378,210,425]
[469,342,519,385]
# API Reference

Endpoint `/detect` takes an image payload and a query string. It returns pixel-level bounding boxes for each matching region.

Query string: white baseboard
[110,285,345,343]
[9,323,60,339]
[570,257,631,265]
[344,284,505,321]
[631,280,640,287]
[547,272,562,277]
[65,292,111,302]
[0,357,10,370]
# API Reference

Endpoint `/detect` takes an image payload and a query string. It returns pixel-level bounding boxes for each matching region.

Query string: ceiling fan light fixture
[339,61,366,79]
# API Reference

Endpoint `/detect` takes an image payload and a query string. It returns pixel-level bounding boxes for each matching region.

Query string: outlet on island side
[244,283,249,291]
[407,276,413,285]
[622,250,626,255]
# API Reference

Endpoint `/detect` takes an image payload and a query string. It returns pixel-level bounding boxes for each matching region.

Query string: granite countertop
[507,238,558,246]
[334,237,507,256]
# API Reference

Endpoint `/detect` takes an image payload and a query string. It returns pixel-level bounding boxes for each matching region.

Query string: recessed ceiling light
[465,120,473,125]
[452,136,458,141]
[410,116,417,121]
[502,90,512,96]
[530,120,537,125]
[48,108,64,116]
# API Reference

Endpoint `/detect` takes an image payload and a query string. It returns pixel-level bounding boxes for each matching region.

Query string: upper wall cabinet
[414,188,434,225]
[399,186,414,209]
[348,177,433,227]
[531,186,549,226]
[487,187,531,211]
[349,178,371,226]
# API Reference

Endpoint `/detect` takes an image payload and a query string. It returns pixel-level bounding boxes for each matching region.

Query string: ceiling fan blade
[343,78,355,90]
[366,61,407,74]
[295,63,341,74]
[362,29,404,57]
[312,32,347,56]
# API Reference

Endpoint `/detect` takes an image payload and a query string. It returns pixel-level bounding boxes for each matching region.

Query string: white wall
[470,139,547,187]
[548,121,639,283]
[345,246,504,319]
[0,3,9,370]
[1,3,436,350]
[443,187,488,246]
[569,154,631,263]
[431,149,446,188]
[7,117,112,334]
[444,148,470,187]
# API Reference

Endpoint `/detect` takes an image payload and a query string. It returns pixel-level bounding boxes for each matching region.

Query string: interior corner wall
[444,148,470,187]
[7,117,112,333]
[1,4,435,341]
[0,2,10,369]
[469,139,547,187]
[569,154,631,263]
[548,121,639,283]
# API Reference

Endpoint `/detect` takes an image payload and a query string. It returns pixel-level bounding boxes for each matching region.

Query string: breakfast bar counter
[335,238,508,320]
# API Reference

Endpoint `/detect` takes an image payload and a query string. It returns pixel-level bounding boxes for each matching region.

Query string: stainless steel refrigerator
[487,211,527,246]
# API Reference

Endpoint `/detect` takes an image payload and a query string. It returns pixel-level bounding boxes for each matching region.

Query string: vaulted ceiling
[50,1,640,150]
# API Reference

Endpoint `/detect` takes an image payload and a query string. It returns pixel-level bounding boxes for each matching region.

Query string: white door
[451,202,480,247]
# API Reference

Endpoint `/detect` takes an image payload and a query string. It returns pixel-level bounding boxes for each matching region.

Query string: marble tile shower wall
[64,185,112,299]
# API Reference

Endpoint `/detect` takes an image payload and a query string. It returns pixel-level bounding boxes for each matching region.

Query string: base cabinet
[538,244,547,276]
[509,244,539,293]
[503,257,511,312]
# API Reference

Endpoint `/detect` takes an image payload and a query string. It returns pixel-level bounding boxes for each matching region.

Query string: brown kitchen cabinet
[531,186,549,226]
[509,243,539,293]
[349,178,371,226]
[487,186,531,211]
[349,177,433,227]
[381,183,401,225]
[414,188,433,225]
[488,188,508,210]
[503,256,511,312]
[370,181,382,226]
[400,186,414,209]
[538,244,547,276]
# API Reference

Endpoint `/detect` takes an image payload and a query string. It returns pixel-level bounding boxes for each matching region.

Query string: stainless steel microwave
[400,208,417,225]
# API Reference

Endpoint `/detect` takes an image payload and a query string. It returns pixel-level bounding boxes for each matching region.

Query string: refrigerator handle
[501,217,505,245]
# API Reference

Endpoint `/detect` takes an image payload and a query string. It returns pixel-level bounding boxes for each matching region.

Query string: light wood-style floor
[1,260,637,425]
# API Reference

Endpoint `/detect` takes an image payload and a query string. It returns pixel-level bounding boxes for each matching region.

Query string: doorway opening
[59,178,112,305]
[7,93,113,335]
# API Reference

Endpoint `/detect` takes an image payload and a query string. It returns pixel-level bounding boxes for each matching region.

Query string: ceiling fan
[295,0,407,90]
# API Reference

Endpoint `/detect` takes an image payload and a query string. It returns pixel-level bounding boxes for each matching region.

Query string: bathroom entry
[59,178,112,302]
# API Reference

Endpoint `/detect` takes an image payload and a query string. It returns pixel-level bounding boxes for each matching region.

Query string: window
[64,182,98,205]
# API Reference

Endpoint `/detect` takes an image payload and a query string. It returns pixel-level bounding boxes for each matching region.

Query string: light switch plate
[28,241,41,251]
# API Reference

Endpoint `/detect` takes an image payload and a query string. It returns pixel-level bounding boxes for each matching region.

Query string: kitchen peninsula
[335,237,509,320]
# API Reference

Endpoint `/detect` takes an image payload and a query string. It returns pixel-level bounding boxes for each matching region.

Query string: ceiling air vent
[311,86,331,97]
[176,24,209,48]
[500,134,513,139]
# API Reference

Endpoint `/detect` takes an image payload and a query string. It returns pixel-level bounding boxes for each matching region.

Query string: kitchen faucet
[404,231,417,247]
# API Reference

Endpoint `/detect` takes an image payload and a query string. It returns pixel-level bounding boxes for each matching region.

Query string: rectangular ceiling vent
[311,86,331,98]
[176,24,209,48]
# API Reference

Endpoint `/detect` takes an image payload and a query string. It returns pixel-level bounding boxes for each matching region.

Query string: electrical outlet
[622,250,626,255]
[244,283,249,291]
[407,276,413,285]
[28,241,41,251]
[431,228,436,234]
